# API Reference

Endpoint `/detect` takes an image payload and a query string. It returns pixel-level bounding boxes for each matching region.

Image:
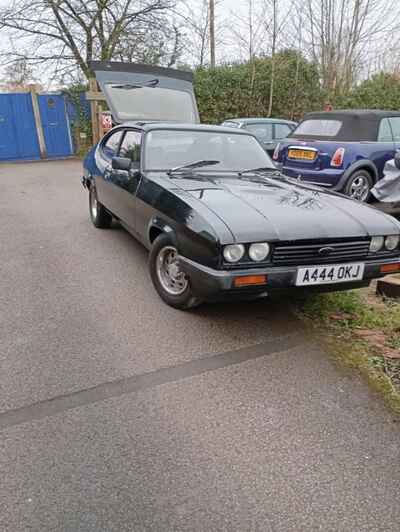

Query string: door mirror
[112,156,132,171]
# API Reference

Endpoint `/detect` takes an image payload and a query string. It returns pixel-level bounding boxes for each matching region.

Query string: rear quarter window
[293,119,342,137]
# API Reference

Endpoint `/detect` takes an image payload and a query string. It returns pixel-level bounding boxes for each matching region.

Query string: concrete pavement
[0,160,399,531]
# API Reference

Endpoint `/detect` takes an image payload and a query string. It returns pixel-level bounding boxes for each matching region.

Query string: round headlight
[249,242,270,262]
[385,235,400,251]
[223,244,245,263]
[370,236,384,253]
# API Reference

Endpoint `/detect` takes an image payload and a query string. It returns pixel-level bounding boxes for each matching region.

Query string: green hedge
[335,73,400,111]
[194,50,324,123]
[193,53,400,123]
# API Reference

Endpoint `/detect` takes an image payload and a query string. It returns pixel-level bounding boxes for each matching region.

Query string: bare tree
[0,0,178,81]
[3,57,35,88]
[230,0,268,62]
[178,0,209,67]
[299,0,400,97]
[177,0,224,67]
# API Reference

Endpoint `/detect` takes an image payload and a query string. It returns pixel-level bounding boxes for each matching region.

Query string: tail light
[272,143,281,161]
[331,148,345,167]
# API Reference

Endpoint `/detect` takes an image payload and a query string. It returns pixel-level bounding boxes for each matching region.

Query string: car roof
[223,117,297,125]
[120,121,254,135]
[291,109,400,142]
[305,109,400,120]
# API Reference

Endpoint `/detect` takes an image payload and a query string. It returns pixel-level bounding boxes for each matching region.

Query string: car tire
[343,170,373,202]
[149,233,201,310]
[89,184,112,228]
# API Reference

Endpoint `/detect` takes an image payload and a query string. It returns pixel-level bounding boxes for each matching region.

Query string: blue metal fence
[0,92,74,161]
[38,94,73,158]
[0,93,41,161]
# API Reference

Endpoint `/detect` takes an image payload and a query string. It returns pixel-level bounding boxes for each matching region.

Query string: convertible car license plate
[296,263,365,286]
[288,149,316,161]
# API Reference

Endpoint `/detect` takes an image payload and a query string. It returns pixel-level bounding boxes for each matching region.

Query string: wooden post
[29,85,47,159]
[209,0,216,68]
[89,78,100,144]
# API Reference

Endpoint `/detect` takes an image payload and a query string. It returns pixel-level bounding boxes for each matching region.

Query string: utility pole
[209,0,216,67]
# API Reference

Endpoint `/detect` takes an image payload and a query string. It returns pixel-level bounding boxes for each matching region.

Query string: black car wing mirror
[112,156,132,172]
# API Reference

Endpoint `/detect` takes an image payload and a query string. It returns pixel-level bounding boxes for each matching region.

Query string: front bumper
[178,255,400,301]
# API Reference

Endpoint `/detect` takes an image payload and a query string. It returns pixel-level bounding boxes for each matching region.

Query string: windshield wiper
[240,167,324,195]
[167,160,220,176]
[239,167,282,177]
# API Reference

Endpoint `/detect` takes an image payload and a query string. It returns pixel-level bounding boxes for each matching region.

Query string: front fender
[147,217,177,246]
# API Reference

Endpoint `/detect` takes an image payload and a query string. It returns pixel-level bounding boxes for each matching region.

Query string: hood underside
[90,61,200,124]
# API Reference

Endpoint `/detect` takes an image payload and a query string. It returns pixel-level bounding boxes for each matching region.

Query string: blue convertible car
[273,110,400,202]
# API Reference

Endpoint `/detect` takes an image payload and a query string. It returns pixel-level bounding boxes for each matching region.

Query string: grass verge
[297,286,400,415]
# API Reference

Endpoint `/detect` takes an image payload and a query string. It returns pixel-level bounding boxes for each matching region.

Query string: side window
[246,123,273,142]
[378,118,393,142]
[389,117,400,142]
[119,130,142,165]
[274,123,292,140]
[102,130,123,158]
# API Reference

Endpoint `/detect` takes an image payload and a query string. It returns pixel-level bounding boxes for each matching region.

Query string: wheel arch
[334,159,378,191]
[148,218,177,247]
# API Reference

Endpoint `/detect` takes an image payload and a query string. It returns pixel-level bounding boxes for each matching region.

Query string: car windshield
[144,129,274,172]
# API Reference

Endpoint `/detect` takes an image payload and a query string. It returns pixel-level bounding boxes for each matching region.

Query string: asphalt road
[0,160,399,532]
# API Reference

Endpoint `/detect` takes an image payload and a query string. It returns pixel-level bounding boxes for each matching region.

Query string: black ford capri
[82,62,400,309]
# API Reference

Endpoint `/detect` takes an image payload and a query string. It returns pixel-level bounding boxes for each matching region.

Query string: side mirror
[112,156,132,172]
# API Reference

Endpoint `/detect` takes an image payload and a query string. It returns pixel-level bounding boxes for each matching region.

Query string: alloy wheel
[348,175,370,202]
[156,246,188,296]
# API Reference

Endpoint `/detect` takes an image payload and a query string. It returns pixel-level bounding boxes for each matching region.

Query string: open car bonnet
[90,61,199,124]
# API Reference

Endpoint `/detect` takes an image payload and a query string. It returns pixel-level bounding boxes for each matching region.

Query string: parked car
[221,118,297,156]
[82,62,400,309]
[273,110,400,202]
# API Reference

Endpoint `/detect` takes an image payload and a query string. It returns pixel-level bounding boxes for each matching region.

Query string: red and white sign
[100,112,112,131]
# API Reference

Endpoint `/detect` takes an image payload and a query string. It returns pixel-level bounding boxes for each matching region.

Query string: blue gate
[38,94,73,158]
[0,93,40,161]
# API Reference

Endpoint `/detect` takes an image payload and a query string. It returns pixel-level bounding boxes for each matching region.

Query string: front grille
[272,240,371,266]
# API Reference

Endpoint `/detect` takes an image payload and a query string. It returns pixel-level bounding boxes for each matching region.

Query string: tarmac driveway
[0,160,399,531]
